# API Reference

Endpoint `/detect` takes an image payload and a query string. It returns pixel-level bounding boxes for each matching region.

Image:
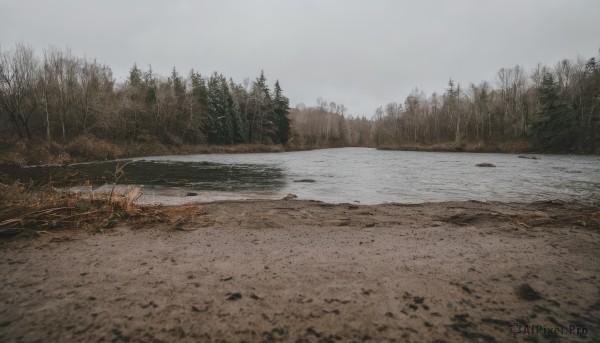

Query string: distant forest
[1,44,599,158]
[293,52,600,153]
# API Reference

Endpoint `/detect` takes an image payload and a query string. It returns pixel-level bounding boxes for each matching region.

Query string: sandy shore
[1,200,599,342]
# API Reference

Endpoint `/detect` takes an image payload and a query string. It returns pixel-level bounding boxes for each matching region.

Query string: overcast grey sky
[1,0,599,116]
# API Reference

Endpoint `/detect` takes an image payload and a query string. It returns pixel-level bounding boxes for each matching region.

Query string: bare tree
[0,43,39,139]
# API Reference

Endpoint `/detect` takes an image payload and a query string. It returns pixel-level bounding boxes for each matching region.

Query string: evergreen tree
[170,67,186,98]
[529,71,575,151]
[219,76,240,144]
[249,71,272,143]
[205,73,245,145]
[143,65,157,105]
[128,63,143,105]
[189,70,208,107]
[206,73,225,144]
[185,70,208,143]
[228,78,247,143]
[129,63,142,87]
[578,58,600,151]
[272,80,290,144]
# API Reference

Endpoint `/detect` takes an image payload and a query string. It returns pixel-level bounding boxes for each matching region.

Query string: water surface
[4,148,599,204]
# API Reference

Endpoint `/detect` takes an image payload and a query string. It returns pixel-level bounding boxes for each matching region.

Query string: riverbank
[1,198,598,342]
[0,136,288,166]
[2,136,596,167]
[377,139,540,154]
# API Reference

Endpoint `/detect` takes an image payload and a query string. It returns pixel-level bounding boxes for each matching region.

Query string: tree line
[289,98,374,148]
[372,52,600,153]
[0,44,290,147]
[1,43,598,154]
[265,51,600,153]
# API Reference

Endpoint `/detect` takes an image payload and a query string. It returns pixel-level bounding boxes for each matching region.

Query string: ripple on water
[1,148,599,204]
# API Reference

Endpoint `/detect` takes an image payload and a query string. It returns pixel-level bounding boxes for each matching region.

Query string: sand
[1,200,599,342]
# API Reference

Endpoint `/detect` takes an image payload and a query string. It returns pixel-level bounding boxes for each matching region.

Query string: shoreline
[377,142,539,154]
[1,137,597,167]
[0,138,291,166]
[1,199,599,342]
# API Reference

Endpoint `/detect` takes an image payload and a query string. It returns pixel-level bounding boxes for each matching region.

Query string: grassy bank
[377,139,538,154]
[0,179,159,239]
[0,135,591,167]
[0,136,287,166]
[0,177,214,240]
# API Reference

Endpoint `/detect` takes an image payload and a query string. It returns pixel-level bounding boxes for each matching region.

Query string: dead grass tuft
[0,178,167,239]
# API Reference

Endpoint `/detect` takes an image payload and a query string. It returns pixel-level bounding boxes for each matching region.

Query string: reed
[0,176,166,239]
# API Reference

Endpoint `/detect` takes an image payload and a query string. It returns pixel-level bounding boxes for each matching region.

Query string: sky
[1,0,599,116]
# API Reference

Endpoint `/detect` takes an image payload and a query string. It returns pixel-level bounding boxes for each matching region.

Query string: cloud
[1,0,599,116]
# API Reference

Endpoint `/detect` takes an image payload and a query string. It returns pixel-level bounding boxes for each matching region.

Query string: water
[3,148,599,204]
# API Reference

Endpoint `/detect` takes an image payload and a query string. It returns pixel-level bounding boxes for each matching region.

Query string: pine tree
[143,65,157,105]
[170,67,186,98]
[185,70,208,143]
[206,73,226,144]
[128,63,143,105]
[249,71,272,143]
[579,58,600,151]
[529,71,575,151]
[205,73,246,145]
[219,76,238,144]
[189,71,208,107]
[129,63,142,87]
[272,80,290,144]
[228,78,247,143]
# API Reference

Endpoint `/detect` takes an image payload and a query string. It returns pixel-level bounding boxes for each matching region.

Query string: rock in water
[476,163,496,167]
[516,283,542,300]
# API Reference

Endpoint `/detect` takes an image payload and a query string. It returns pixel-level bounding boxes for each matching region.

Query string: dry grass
[0,139,72,166]
[119,142,286,159]
[0,137,287,166]
[0,179,168,239]
[497,139,537,153]
[0,158,214,240]
[378,139,537,154]
[66,135,123,161]
[378,142,480,153]
[186,144,286,154]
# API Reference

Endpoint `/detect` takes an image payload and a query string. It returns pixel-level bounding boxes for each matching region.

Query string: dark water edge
[0,160,286,192]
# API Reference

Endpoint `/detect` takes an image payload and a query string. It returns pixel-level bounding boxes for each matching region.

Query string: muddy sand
[1,200,599,342]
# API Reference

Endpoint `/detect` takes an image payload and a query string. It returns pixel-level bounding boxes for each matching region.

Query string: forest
[1,43,599,165]
[0,44,290,149]
[292,53,600,153]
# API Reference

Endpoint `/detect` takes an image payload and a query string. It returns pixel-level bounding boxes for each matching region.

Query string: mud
[1,200,599,342]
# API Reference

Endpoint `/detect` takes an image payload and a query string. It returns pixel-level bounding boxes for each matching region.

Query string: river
[4,148,599,204]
